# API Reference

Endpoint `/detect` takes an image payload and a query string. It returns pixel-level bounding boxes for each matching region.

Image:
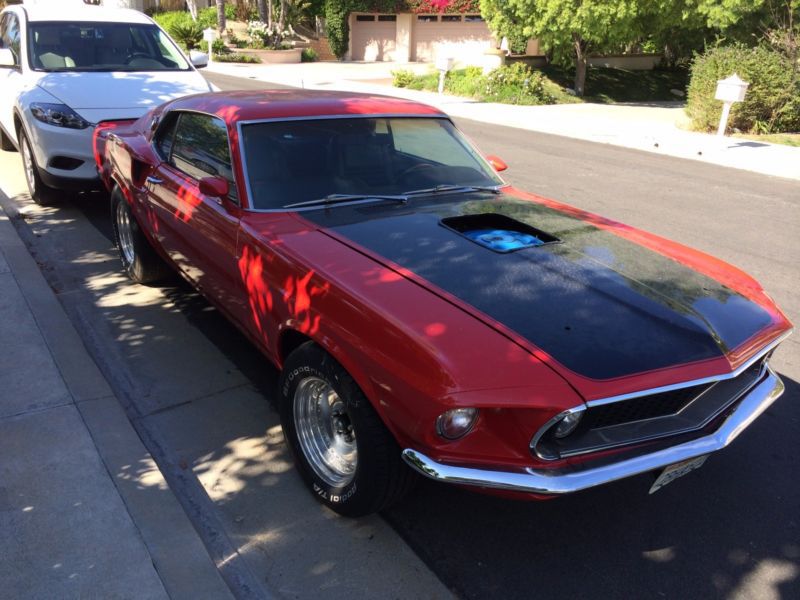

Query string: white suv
[0,1,213,204]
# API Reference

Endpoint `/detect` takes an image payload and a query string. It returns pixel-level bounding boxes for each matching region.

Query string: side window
[0,13,21,66]
[170,113,238,202]
[153,112,179,161]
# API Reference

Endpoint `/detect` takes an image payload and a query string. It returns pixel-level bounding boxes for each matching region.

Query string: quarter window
[170,113,238,202]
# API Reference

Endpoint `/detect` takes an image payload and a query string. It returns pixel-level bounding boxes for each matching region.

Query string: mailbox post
[714,73,749,137]
[436,56,454,94]
[203,27,217,63]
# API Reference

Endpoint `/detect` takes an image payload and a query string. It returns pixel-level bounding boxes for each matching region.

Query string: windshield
[240,117,504,210]
[28,22,190,72]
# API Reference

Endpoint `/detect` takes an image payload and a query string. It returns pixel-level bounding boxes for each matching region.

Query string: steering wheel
[125,52,152,64]
[400,163,436,178]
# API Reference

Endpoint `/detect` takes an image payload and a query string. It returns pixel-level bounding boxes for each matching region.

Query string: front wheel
[19,129,58,205]
[111,186,170,284]
[279,342,415,517]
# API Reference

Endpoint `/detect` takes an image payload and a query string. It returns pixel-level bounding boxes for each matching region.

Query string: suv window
[0,12,21,66]
[170,113,238,202]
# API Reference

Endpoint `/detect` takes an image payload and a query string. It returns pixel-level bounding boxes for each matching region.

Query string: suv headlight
[30,103,90,129]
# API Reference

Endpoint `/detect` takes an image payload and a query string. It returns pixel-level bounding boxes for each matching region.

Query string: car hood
[301,191,784,381]
[36,71,211,119]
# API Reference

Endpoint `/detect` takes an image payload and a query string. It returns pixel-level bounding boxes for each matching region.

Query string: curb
[0,192,235,600]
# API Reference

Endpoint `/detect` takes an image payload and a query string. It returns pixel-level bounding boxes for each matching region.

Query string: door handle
[146,175,163,185]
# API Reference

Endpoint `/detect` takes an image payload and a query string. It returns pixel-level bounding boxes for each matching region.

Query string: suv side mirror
[0,48,16,68]
[189,50,208,69]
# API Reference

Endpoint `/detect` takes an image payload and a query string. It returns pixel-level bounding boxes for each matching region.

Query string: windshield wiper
[284,193,409,209]
[403,184,502,196]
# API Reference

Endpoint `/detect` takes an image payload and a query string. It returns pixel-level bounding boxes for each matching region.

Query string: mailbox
[715,73,749,103]
[203,27,218,43]
[436,56,454,72]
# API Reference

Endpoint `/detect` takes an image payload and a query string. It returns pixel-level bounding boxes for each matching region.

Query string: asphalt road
[0,70,797,600]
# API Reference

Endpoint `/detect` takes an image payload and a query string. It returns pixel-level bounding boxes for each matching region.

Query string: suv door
[0,10,25,146]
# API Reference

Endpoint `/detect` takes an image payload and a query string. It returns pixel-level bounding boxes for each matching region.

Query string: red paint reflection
[238,245,273,338]
[283,270,330,335]
[175,185,202,223]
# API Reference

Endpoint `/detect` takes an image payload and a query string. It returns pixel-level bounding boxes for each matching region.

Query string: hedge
[686,45,799,134]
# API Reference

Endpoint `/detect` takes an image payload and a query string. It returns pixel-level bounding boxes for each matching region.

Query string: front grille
[585,383,712,429]
[533,358,767,460]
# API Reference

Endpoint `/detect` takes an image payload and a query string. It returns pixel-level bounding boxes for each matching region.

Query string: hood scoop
[441,213,560,253]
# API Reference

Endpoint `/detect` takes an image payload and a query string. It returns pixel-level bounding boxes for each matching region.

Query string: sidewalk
[206,60,800,181]
[0,199,232,599]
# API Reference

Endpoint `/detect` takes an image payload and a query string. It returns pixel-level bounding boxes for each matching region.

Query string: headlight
[552,410,583,438]
[436,408,478,440]
[30,103,90,129]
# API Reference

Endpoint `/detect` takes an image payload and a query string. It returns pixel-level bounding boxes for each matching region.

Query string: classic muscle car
[94,90,792,516]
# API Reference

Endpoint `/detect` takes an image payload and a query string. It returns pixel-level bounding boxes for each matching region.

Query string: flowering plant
[247,20,295,50]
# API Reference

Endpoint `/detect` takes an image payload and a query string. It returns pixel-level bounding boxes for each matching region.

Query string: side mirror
[199,175,229,199]
[0,48,16,68]
[486,155,508,172]
[189,50,208,69]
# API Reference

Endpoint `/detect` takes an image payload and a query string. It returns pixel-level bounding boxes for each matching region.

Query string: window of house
[356,15,375,22]
[464,15,484,22]
[442,16,461,23]
[377,15,397,22]
[170,113,238,202]
[417,15,438,22]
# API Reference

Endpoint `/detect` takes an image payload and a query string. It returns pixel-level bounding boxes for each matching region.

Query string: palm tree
[216,0,226,33]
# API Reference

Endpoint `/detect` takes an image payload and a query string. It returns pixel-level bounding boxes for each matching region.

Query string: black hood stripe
[303,194,773,380]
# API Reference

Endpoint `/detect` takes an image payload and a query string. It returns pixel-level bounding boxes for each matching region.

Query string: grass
[732,133,800,147]
[541,65,690,103]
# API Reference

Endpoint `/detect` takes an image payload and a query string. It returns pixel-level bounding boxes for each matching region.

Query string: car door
[146,111,245,313]
[0,11,25,144]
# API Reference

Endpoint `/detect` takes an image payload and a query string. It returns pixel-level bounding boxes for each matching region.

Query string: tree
[186,0,199,21]
[216,0,226,33]
[257,0,268,23]
[482,0,655,96]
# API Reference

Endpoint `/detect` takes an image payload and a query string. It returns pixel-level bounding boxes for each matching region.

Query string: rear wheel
[19,130,58,205]
[111,186,170,284]
[279,342,415,517]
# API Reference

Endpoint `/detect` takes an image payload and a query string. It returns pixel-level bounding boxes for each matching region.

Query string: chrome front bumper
[402,366,785,495]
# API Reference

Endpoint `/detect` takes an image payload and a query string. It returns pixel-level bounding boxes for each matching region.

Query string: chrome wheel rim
[293,376,357,487]
[115,200,136,266]
[21,138,36,195]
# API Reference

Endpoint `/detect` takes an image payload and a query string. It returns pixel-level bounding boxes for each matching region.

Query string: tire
[110,186,171,284]
[0,127,15,152]
[19,129,58,205]
[279,342,416,517]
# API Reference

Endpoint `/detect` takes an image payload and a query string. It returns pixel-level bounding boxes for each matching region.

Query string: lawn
[541,65,690,103]
[732,133,800,147]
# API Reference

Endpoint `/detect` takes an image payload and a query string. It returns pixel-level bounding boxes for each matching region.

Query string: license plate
[649,455,709,494]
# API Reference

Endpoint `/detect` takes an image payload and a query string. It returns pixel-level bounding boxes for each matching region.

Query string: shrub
[198,5,237,29]
[170,20,204,50]
[213,53,261,64]
[687,45,800,134]
[301,48,318,62]
[483,63,556,105]
[153,10,194,36]
[212,38,230,55]
[392,69,416,88]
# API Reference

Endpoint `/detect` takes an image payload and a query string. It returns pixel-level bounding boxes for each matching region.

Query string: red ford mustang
[95,90,792,516]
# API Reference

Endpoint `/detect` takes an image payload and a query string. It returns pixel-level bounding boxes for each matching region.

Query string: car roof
[167,90,447,124]
[16,2,153,25]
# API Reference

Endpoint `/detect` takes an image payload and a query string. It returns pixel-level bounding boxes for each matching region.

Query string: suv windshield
[241,117,504,210]
[28,22,190,72]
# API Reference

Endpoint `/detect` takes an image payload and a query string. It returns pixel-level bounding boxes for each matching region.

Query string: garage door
[351,14,396,62]
[413,14,493,63]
